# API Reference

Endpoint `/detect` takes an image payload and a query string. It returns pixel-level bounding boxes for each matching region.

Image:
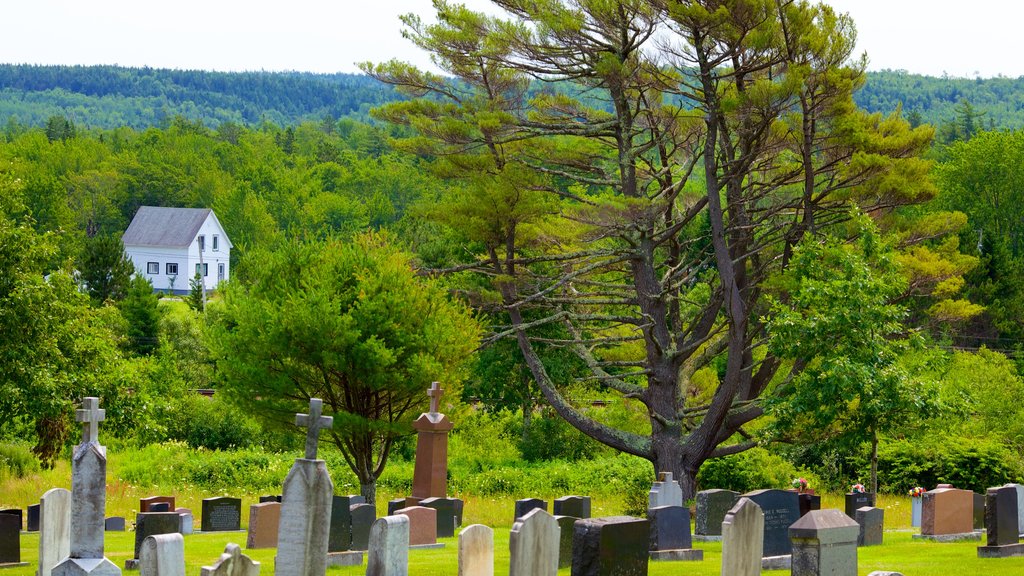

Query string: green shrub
[516,408,606,462]
[697,447,811,493]
[0,442,39,481]
[876,436,1021,493]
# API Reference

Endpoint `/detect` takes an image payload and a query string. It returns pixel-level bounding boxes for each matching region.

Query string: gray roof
[122,206,212,247]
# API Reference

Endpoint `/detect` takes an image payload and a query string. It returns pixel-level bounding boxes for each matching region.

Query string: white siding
[126,246,190,292]
[188,214,230,290]
[126,212,231,293]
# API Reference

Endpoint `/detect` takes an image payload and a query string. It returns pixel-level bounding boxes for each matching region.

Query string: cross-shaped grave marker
[428,382,444,414]
[75,396,105,443]
[295,397,333,460]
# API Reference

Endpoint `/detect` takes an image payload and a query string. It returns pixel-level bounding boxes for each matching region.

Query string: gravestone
[201,497,241,532]
[920,487,974,537]
[509,509,559,576]
[367,516,409,576]
[275,398,335,576]
[149,503,171,513]
[977,485,1024,558]
[514,498,547,521]
[856,507,884,546]
[258,495,281,504]
[104,517,125,532]
[140,497,175,514]
[572,516,650,576]
[51,397,122,576]
[554,497,591,519]
[648,473,683,509]
[844,492,875,519]
[789,509,859,576]
[200,543,260,576]
[453,499,465,528]
[387,499,405,516]
[38,487,71,576]
[350,503,376,551]
[695,489,740,537]
[327,495,360,552]
[720,498,763,576]
[420,497,457,538]
[245,502,280,549]
[27,504,40,532]
[139,533,185,576]
[974,493,986,530]
[556,516,577,569]
[174,509,192,536]
[744,489,800,557]
[798,493,821,518]
[0,514,23,567]
[647,506,702,561]
[458,524,493,576]
[1008,484,1024,537]
[0,509,22,531]
[395,506,438,547]
[911,497,923,528]
[131,513,180,567]
[411,382,453,500]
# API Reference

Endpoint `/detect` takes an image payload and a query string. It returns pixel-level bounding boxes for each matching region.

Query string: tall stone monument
[410,382,453,501]
[52,397,121,576]
[275,398,334,576]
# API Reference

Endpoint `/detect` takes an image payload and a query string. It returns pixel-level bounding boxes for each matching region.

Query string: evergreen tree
[119,275,160,355]
[78,234,134,305]
[187,273,205,312]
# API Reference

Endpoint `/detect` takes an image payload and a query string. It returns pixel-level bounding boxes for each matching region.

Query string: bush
[0,442,39,482]
[516,408,607,462]
[876,436,1021,493]
[697,447,811,493]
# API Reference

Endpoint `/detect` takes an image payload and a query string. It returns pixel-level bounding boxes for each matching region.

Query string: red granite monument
[409,383,453,503]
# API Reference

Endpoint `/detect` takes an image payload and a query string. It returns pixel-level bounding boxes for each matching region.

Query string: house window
[198,235,205,251]
[218,263,225,281]
[147,262,159,274]
[213,235,219,251]
[195,263,208,277]
[166,263,178,275]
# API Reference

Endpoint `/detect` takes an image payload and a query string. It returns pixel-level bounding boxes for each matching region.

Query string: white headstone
[721,497,764,576]
[648,472,684,509]
[200,543,260,576]
[509,508,559,576]
[367,516,409,576]
[38,488,71,576]
[458,524,493,576]
[139,533,185,576]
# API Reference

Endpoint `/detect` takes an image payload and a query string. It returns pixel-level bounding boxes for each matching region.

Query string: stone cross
[295,398,333,460]
[75,396,105,443]
[428,382,443,414]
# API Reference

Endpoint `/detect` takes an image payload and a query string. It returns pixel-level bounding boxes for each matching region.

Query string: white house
[122,206,232,294]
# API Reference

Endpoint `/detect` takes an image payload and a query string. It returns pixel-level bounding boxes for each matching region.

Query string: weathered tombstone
[200,543,260,576]
[140,497,176,514]
[555,516,576,569]
[648,472,683,509]
[720,498,763,576]
[0,509,22,531]
[744,489,800,557]
[695,489,740,537]
[201,497,241,532]
[420,497,457,538]
[366,516,409,576]
[27,504,40,532]
[327,495,357,552]
[844,492,875,520]
[977,485,1024,558]
[855,507,884,546]
[104,517,126,532]
[174,509,192,536]
[411,382,453,500]
[275,398,334,576]
[0,514,24,567]
[647,506,702,561]
[350,503,376,551]
[974,493,986,530]
[387,499,405,516]
[139,533,185,576]
[245,502,280,549]
[149,503,171,513]
[395,506,439,547]
[38,488,72,576]
[509,509,559,576]
[514,498,547,521]
[51,397,122,576]
[129,513,180,568]
[789,509,859,576]
[572,516,650,576]
[258,495,281,504]
[458,524,493,576]
[554,497,591,519]
[919,486,975,538]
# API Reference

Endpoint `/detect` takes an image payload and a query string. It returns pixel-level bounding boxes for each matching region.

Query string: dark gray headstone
[420,497,457,538]
[515,498,547,521]
[105,516,126,531]
[134,512,180,559]
[572,516,650,576]
[554,496,592,519]
[975,492,986,530]
[556,516,577,569]
[844,493,874,519]
[744,489,800,557]
[855,506,884,546]
[0,509,21,531]
[453,498,464,528]
[328,495,362,552]
[0,513,20,564]
[201,497,241,532]
[149,502,170,512]
[798,493,821,518]
[140,496,175,513]
[350,503,376,551]
[695,489,740,536]
[387,498,406,516]
[26,504,40,532]
[258,495,282,503]
[986,486,1019,547]
[648,505,691,551]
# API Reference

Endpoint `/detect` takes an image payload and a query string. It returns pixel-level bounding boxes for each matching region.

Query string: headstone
[132,513,181,565]
[554,497,591,519]
[453,499,465,528]
[275,398,334,576]
[258,495,281,504]
[327,495,358,552]
[974,492,986,530]
[695,489,740,536]
[1009,484,1024,537]
[366,516,409,576]
[245,502,280,549]
[978,485,1024,558]
[420,497,457,538]
[175,509,193,536]
[0,509,22,531]
[51,397,122,576]
[911,497,922,528]
[149,503,171,513]
[458,524,493,576]
[509,509,559,576]
[104,517,125,532]
[350,503,376,551]
[387,499,405,516]
[744,489,800,557]
[139,533,185,576]
[789,509,859,576]
[514,498,547,521]
[844,492,875,519]
[555,516,576,569]
[140,497,176,514]
[647,506,702,561]
[0,514,23,567]
[200,543,260,576]
[411,382,453,500]
[648,473,683,509]
[395,506,437,546]
[572,516,650,576]
[798,493,821,518]
[720,498,763,576]
[855,507,884,546]
[921,487,974,536]
[38,488,72,576]
[201,497,241,532]
[27,504,40,532]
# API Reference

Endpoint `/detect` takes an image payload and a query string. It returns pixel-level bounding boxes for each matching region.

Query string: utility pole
[199,236,207,312]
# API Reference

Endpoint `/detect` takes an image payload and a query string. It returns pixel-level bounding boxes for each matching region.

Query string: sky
[0,1,1020,78]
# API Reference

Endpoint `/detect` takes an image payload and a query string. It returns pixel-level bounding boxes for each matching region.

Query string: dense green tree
[77,233,134,304]
[119,275,161,355]
[187,273,205,312]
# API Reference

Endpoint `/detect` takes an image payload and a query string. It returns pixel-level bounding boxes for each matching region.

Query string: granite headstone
[648,473,683,509]
[201,497,241,532]
[554,497,591,519]
[844,492,875,519]
[744,489,800,557]
[572,516,650,576]
[514,498,547,521]
[139,533,185,576]
[105,517,126,532]
[0,514,21,566]
[855,506,884,546]
[556,516,576,569]
[133,512,181,561]
[367,516,409,576]
[245,502,280,549]
[140,497,176,514]
[38,487,71,576]
[509,509,559,576]
[27,504,40,532]
[695,489,740,536]
[420,497,457,538]
[350,503,376,551]
[458,524,493,576]
[720,498,763,576]
[789,509,859,576]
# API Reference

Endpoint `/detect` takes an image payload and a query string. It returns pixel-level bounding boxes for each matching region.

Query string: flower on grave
[908,486,925,498]
[851,483,865,494]
[791,477,809,492]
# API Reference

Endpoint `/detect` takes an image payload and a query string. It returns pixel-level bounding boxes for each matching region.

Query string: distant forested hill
[3,64,1024,132]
